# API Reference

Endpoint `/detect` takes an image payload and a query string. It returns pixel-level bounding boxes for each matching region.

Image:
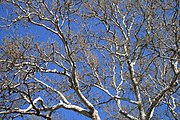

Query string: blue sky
[0,11,105,119]
[0,1,179,120]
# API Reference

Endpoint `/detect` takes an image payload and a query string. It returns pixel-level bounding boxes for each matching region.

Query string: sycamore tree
[0,0,179,120]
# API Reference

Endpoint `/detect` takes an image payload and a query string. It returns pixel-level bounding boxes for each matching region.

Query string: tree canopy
[0,0,179,120]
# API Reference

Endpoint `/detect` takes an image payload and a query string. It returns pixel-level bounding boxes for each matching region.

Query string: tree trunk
[92,110,101,120]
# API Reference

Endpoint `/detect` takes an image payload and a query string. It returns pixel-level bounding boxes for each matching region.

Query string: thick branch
[146,73,179,120]
[127,60,146,120]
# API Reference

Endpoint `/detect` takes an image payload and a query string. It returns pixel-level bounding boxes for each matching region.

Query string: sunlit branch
[33,77,70,105]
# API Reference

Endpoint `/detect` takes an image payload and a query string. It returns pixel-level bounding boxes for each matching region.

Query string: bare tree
[0,0,179,120]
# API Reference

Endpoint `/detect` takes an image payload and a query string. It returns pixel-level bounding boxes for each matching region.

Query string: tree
[0,0,179,120]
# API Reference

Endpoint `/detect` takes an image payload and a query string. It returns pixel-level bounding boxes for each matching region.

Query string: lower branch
[119,109,138,120]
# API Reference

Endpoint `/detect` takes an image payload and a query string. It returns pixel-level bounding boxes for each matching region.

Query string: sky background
[0,14,103,119]
[0,1,179,120]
